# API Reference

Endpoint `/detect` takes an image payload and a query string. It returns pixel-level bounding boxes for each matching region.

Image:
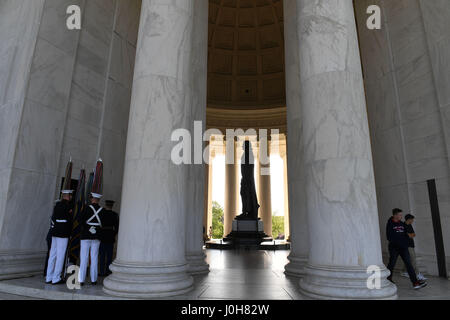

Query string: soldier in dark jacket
[99,200,119,276]
[45,191,73,284]
[78,192,103,285]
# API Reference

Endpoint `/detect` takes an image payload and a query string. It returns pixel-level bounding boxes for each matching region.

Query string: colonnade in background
[203,134,290,240]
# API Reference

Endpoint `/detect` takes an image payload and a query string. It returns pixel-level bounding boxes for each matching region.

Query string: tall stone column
[203,145,213,239]
[258,138,272,236]
[280,138,290,240]
[283,0,309,278]
[103,0,199,298]
[0,0,47,280]
[295,0,396,299]
[185,0,209,275]
[224,140,238,236]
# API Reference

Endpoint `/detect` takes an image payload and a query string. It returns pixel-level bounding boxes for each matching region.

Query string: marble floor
[0,249,448,300]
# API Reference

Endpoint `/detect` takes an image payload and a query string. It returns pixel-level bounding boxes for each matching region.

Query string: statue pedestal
[232,220,263,232]
[223,219,271,247]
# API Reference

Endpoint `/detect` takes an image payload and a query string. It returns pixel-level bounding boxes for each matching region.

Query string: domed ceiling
[207,0,286,111]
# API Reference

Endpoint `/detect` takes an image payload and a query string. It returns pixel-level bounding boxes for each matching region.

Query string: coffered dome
[207,0,286,110]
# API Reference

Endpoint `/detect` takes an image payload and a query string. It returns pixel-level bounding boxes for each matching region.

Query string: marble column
[103,0,199,298]
[224,140,238,236]
[258,138,272,236]
[280,138,290,240]
[203,146,213,240]
[295,0,396,299]
[0,0,47,280]
[283,0,309,278]
[185,0,209,275]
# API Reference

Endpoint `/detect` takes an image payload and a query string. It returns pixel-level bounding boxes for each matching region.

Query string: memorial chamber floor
[0,249,449,300]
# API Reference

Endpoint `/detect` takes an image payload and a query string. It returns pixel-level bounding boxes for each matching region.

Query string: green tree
[212,201,224,239]
[272,215,285,239]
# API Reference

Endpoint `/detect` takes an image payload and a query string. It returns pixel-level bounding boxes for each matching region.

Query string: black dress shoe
[80,282,84,286]
[45,281,52,284]
[91,281,97,285]
[52,280,65,285]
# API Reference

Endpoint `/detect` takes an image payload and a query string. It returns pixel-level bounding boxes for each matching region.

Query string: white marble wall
[58,0,140,211]
[420,0,450,274]
[0,0,140,279]
[0,0,44,278]
[0,0,79,278]
[355,0,450,276]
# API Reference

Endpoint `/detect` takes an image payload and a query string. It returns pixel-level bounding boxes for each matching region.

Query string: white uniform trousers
[78,239,101,283]
[46,237,69,283]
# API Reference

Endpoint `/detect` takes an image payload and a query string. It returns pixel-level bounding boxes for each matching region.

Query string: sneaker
[400,272,409,278]
[417,273,427,281]
[413,281,427,290]
[387,276,395,284]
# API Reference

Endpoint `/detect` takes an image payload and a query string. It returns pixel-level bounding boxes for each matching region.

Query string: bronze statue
[236,141,260,220]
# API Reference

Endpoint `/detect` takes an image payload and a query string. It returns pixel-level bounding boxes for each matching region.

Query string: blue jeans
[387,244,418,284]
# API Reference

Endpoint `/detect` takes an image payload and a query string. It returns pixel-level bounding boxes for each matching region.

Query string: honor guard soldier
[45,190,73,284]
[44,199,59,277]
[99,200,119,276]
[78,192,103,285]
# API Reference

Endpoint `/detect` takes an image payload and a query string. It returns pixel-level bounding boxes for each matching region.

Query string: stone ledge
[0,277,120,300]
[0,250,46,280]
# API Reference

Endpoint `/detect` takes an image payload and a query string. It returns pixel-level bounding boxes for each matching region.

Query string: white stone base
[0,251,46,280]
[186,251,209,275]
[103,261,194,298]
[284,254,307,277]
[299,264,398,300]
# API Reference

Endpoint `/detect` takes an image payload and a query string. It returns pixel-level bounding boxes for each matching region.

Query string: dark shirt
[405,224,415,248]
[99,210,119,243]
[50,200,73,238]
[386,217,410,249]
[80,203,103,240]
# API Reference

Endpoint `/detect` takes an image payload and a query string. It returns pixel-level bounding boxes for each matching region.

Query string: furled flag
[67,168,86,264]
[86,171,94,201]
[91,158,103,199]
[60,158,73,277]
[60,158,73,196]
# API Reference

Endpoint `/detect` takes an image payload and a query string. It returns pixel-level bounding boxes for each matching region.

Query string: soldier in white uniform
[78,192,103,285]
[45,190,73,284]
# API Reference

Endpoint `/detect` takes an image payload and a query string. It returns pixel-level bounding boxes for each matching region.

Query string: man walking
[99,200,119,277]
[401,214,427,281]
[386,208,427,289]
